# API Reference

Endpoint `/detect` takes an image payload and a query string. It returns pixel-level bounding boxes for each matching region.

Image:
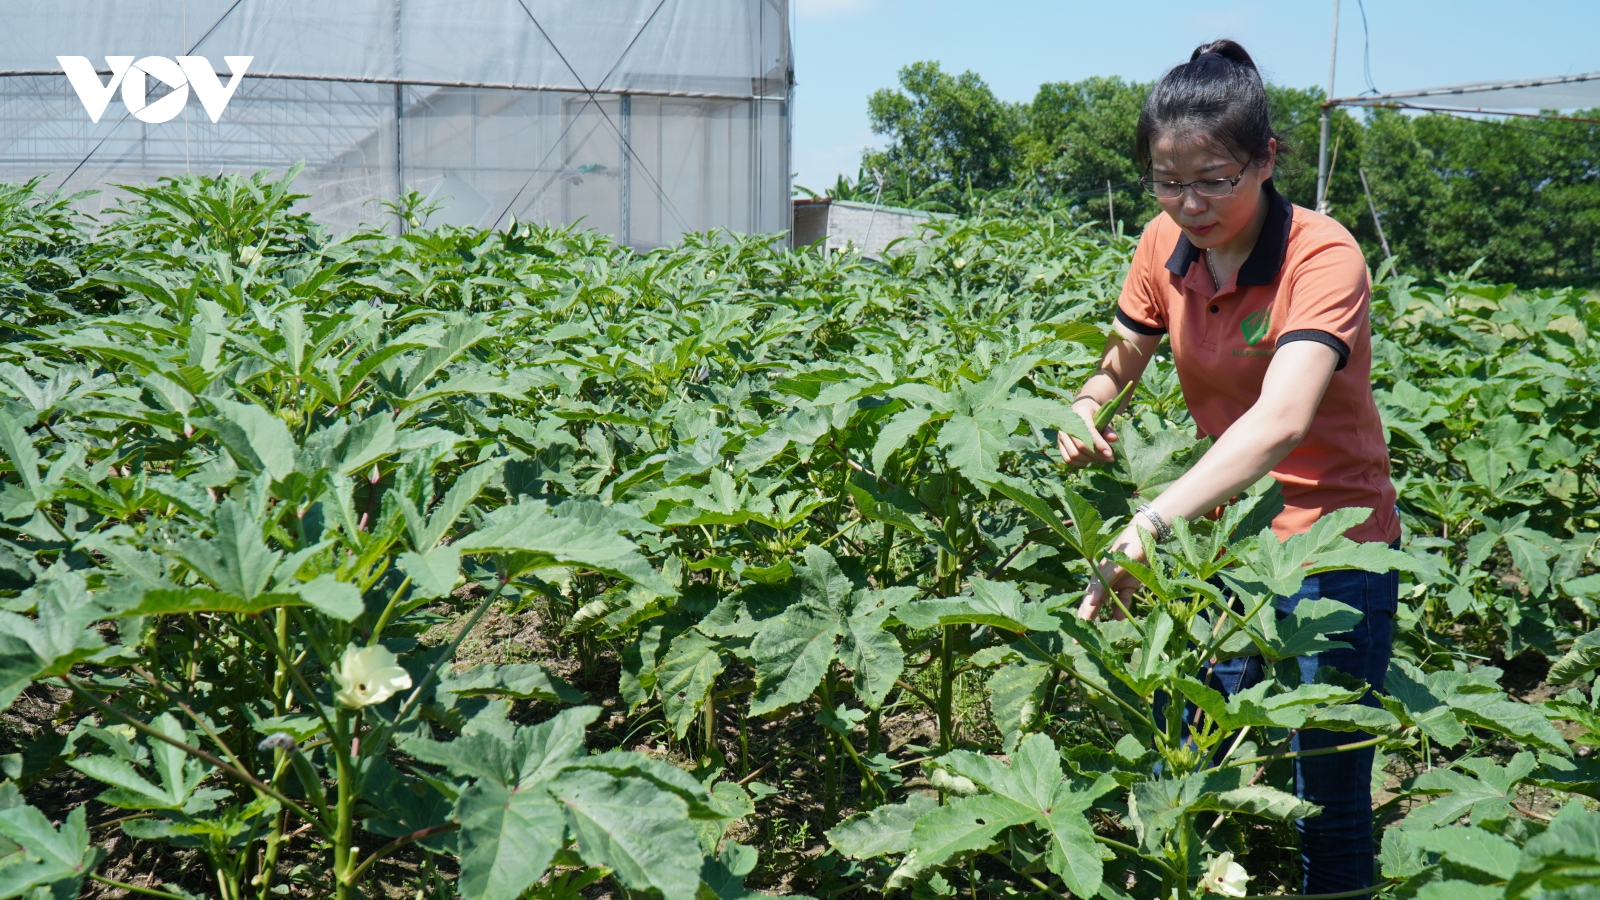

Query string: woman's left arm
[1079,340,1340,619]
[1143,340,1339,525]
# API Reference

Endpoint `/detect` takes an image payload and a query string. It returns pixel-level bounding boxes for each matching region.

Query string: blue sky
[790,0,1600,191]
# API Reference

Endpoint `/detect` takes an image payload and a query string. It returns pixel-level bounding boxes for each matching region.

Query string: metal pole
[1315,0,1340,214]
[393,0,404,227]
[619,93,631,248]
[1358,167,1391,258]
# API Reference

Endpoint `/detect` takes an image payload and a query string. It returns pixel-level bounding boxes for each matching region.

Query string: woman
[1056,40,1401,897]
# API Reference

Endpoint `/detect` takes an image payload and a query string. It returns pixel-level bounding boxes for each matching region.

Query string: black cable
[61,0,250,190]
[1356,0,1379,96]
[495,0,693,238]
[499,0,689,232]
[1458,116,1599,151]
[491,0,680,233]
[581,0,693,234]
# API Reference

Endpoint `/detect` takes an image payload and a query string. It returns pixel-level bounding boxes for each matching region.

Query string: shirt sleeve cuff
[1115,307,1167,336]
[1276,329,1350,370]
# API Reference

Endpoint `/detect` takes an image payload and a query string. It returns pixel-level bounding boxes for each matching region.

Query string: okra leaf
[896,578,1058,634]
[908,793,1035,868]
[454,500,672,595]
[656,629,726,737]
[987,662,1050,753]
[552,769,702,900]
[937,414,1008,488]
[206,397,297,481]
[747,605,840,717]
[1383,661,1470,748]
[1190,786,1320,822]
[840,588,914,709]
[0,407,40,493]
[1407,826,1521,881]
[441,663,586,705]
[827,793,939,859]
[1510,804,1600,896]
[397,546,462,600]
[1549,627,1600,684]
[454,781,566,900]
[871,406,934,473]
[1260,598,1362,661]
[0,805,102,899]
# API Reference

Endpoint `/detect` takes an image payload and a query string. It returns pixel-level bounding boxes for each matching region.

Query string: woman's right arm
[1057,320,1163,466]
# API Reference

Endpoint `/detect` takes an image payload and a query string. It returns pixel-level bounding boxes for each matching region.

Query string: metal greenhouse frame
[0,0,793,244]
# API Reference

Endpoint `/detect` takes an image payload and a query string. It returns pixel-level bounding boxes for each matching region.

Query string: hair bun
[1190,39,1258,72]
[1136,38,1284,174]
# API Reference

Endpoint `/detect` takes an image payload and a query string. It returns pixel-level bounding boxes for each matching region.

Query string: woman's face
[1148,132,1276,251]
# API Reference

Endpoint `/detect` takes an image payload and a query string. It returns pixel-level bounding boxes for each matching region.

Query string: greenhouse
[0,0,792,243]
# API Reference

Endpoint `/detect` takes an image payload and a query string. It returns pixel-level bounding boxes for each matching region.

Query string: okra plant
[0,168,1597,900]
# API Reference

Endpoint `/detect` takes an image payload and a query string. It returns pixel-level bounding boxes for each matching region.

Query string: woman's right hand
[1057,398,1118,467]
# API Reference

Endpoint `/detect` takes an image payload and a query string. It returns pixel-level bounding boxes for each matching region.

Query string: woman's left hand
[1079,520,1150,621]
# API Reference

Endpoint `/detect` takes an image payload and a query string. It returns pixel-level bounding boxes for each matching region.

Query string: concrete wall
[790,198,951,259]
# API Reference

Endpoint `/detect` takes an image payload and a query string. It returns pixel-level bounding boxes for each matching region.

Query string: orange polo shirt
[1115,180,1399,545]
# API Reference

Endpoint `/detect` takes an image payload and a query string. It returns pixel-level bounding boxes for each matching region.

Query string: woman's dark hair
[1134,39,1286,174]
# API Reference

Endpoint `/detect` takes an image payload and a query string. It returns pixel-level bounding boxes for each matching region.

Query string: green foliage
[837,61,1600,284]
[1362,108,1600,285]
[0,167,1596,900]
[861,62,1024,213]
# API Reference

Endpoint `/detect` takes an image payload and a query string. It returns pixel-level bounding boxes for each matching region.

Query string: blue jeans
[1206,564,1399,898]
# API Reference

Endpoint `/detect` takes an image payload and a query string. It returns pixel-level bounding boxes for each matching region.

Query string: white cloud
[796,0,870,19]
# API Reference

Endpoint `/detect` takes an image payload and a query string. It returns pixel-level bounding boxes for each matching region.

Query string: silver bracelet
[1135,504,1173,543]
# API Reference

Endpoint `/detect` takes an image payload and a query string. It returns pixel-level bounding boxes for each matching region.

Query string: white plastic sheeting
[0,0,792,243]
[1332,71,1600,113]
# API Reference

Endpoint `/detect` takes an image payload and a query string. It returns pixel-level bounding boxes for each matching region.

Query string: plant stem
[820,671,840,822]
[333,707,357,900]
[367,575,412,645]
[894,678,939,712]
[347,821,461,884]
[273,609,291,714]
[703,681,720,765]
[58,675,327,838]
[247,618,339,743]
[937,623,956,754]
[1223,734,1387,769]
[877,522,896,586]
[1018,872,1070,900]
[256,804,288,900]
[357,573,512,776]
[89,874,192,900]
[1240,883,1396,900]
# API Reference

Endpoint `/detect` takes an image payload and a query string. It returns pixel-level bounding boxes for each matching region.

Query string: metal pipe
[1330,69,1600,105]
[1337,101,1600,124]
[1357,167,1390,258]
[0,69,786,103]
[619,93,631,247]
[1315,0,1340,214]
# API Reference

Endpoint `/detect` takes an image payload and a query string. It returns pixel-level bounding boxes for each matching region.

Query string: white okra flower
[333,644,413,708]
[1199,852,1249,897]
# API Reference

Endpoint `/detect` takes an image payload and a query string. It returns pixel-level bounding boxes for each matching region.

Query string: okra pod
[1092,380,1135,431]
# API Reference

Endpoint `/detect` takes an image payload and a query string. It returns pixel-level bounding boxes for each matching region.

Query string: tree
[849,63,1600,286]
[862,62,1023,213]
[1017,76,1152,230]
[1358,109,1600,285]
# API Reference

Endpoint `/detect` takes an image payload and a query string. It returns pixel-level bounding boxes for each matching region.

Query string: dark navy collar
[1163,178,1294,286]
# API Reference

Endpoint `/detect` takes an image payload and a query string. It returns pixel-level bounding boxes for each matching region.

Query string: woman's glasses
[1141,171,1245,200]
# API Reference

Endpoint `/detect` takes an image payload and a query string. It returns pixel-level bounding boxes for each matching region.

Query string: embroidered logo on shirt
[1240,308,1271,346]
